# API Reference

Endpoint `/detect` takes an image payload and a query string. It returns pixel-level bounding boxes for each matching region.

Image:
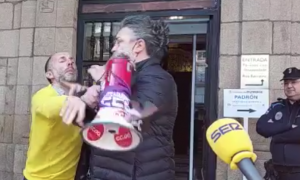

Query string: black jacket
[256,99,300,166]
[77,57,178,180]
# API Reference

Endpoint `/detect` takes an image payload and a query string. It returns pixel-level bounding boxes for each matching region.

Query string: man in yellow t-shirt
[23,52,99,180]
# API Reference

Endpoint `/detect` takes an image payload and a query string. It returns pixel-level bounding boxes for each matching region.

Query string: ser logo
[210,123,243,143]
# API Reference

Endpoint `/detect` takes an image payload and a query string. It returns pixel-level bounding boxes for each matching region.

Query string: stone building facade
[0,0,299,180]
[0,0,78,179]
[217,0,300,179]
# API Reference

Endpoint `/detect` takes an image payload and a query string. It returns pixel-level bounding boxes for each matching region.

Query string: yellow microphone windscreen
[206,118,254,166]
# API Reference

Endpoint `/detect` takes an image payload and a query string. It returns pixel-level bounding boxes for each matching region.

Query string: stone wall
[1,0,300,179]
[217,0,300,179]
[0,0,77,179]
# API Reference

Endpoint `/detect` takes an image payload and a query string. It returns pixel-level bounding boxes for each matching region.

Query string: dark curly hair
[119,15,169,57]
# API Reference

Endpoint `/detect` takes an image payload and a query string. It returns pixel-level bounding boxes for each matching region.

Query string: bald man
[23,52,98,180]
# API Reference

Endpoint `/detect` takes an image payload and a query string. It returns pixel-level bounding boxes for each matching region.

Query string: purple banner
[99,71,132,110]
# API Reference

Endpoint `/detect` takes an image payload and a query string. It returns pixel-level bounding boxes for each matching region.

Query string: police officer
[256,67,300,180]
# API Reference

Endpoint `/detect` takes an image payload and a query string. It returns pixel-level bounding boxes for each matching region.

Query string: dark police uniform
[256,67,300,180]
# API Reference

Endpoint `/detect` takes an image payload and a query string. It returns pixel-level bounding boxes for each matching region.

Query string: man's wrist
[80,95,88,105]
[80,95,97,110]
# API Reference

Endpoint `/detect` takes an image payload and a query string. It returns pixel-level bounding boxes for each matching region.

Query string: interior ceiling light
[169,16,184,20]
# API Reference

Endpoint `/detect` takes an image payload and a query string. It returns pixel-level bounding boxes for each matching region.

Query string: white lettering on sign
[234,95,258,100]
[223,89,269,118]
[114,110,125,117]
[103,92,129,100]
[97,108,128,124]
[240,55,269,89]
[101,91,130,110]
[90,126,102,137]
[116,132,132,141]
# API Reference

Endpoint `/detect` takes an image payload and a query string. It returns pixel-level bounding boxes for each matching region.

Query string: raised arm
[132,72,175,112]
[31,94,67,119]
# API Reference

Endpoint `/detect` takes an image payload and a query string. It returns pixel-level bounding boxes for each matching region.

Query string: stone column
[0,0,78,179]
[217,0,300,179]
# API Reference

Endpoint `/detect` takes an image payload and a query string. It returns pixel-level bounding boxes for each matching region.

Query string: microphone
[206,118,263,180]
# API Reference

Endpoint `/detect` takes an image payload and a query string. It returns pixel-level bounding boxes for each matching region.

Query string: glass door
[186,34,207,180]
[189,34,197,180]
[166,18,208,180]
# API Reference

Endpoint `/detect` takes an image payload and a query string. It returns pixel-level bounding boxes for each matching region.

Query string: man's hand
[125,101,158,122]
[61,81,87,96]
[124,101,158,132]
[60,96,86,127]
[81,85,101,109]
[88,65,106,82]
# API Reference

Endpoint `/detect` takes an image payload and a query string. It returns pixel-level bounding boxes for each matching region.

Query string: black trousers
[278,172,300,180]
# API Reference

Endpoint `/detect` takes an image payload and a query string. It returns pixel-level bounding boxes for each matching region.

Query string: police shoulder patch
[274,111,283,120]
[264,101,285,114]
[270,101,285,108]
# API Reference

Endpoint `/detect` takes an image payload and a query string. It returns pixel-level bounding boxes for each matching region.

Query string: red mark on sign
[114,127,132,147]
[87,125,104,141]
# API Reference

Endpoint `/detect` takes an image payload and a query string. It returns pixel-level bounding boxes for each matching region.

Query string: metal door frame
[189,34,197,180]
[76,1,220,179]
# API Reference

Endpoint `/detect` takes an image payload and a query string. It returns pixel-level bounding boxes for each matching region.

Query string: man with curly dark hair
[74,15,178,180]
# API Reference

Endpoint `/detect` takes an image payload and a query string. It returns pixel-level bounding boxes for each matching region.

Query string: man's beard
[111,50,137,71]
[58,72,78,83]
[114,47,135,61]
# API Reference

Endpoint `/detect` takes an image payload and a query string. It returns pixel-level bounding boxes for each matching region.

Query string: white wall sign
[223,89,269,118]
[240,55,269,89]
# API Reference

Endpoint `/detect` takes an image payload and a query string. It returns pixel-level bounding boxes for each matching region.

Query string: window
[82,21,120,85]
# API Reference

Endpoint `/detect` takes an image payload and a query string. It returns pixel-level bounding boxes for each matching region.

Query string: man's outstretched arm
[32,94,67,119]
